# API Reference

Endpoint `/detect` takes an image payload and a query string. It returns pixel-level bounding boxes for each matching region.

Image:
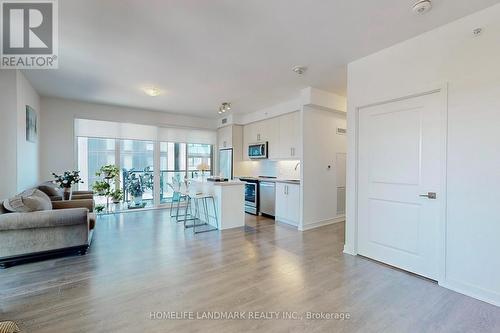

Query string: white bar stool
[183,190,218,234]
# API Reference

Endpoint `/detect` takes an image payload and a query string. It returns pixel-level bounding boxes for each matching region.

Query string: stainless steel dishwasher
[259,181,275,217]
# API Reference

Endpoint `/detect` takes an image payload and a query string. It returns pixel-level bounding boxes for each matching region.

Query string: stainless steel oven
[240,177,259,215]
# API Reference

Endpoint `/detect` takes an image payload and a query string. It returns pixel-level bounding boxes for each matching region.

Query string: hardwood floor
[1,210,499,332]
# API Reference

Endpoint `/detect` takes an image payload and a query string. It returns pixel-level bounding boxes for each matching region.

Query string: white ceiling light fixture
[218,102,231,114]
[412,0,432,15]
[292,66,307,75]
[143,87,161,97]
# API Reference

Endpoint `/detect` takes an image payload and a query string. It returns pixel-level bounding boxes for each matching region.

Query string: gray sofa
[0,195,95,268]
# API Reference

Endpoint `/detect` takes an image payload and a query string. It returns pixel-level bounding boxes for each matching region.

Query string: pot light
[412,0,432,15]
[143,87,161,97]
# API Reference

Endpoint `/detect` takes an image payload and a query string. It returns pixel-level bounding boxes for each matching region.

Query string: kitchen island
[189,180,246,230]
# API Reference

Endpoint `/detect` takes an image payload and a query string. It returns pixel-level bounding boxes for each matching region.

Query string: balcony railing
[120,169,212,205]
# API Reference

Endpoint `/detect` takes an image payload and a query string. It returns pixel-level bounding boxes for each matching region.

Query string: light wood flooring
[1,210,499,332]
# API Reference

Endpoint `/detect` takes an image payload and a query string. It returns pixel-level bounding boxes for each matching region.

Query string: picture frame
[26,105,37,143]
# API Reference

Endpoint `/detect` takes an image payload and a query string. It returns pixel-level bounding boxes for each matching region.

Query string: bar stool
[183,191,218,234]
[170,178,192,223]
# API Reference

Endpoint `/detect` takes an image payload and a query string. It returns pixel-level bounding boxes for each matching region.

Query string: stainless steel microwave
[248,142,268,159]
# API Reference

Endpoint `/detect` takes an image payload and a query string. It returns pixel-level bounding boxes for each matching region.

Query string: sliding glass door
[160,142,186,204]
[120,139,154,208]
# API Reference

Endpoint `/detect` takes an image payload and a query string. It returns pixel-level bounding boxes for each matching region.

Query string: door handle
[419,192,437,199]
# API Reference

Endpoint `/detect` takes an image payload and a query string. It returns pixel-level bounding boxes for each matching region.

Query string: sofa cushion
[38,182,62,197]
[3,189,53,213]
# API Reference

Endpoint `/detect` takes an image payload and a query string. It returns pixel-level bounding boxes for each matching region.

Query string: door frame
[350,83,448,283]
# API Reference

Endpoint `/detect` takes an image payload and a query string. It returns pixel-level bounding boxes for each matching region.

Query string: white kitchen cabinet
[275,182,300,227]
[277,111,301,159]
[217,125,243,175]
[217,125,232,149]
[243,112,301,161]
[265,117,280,160]
[243,122,257,160]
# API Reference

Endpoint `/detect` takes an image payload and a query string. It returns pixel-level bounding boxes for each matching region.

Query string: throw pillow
[3,189,53,213]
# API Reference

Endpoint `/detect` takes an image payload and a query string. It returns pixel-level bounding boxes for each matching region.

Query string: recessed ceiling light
[412,0,432,15]
[292,66,307,75]
[143,87,161,97]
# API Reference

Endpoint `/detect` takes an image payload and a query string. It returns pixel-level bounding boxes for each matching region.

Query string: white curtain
[75,119,216,144]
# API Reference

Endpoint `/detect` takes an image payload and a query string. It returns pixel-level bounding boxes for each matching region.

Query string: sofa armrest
[52,199,94,212]
[71,194,94,200]
[73,190,94,195]
[0,208,89,231]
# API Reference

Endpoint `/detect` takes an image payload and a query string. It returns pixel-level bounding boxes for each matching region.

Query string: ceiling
[24,0,500,118]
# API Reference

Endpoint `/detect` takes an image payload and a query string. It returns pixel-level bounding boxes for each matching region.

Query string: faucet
[294,162,301,171]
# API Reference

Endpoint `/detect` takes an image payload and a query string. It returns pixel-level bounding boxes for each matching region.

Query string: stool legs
[192,196,218,234]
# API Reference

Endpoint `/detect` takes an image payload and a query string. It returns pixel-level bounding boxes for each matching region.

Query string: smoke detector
[292,66,307,75]
[412,0,432,15]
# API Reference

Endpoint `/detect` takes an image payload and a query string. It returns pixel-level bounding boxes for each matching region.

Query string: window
[187,143,212,179]
[77,136,213,210]
[77,137,116,191]
[160,142,187,203]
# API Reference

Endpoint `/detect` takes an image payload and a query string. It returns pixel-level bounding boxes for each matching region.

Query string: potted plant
[92,165,121,212]
[125,173,144,205]
[52,171,83,200]
[96,165,120,180]
[95,204,105,214]
[110,189,123,204]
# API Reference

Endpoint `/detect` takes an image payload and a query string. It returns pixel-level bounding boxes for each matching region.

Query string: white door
[358,92,444,280]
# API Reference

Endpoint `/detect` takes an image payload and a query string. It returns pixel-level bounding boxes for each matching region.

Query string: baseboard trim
[440,279,500,308]
[299,216,345,231]
[343,245,357,256]
[0,245,89,269]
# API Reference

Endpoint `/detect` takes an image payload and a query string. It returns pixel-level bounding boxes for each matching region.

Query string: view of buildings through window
[77,137,213,210]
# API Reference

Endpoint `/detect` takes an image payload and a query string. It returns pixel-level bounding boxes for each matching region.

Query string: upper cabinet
[277,111,301,159]
[243,111,301,161]
[217,125,233,149]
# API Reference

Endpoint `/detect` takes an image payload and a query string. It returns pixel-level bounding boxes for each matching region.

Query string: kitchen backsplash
[236,160,300,179]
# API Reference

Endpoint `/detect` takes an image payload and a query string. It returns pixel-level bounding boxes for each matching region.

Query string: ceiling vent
[412,0,432,15]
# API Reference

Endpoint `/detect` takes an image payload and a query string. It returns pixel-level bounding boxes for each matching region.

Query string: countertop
[237,177,301,185]
[191,179,246,186]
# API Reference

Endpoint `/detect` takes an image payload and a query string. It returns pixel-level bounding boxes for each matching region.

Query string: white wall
[301,106,346,230]
[0,70,40,198]
[16,71,41,191]
[39,97,218,179]
[0,70,19,198]
[346,4,500,306]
